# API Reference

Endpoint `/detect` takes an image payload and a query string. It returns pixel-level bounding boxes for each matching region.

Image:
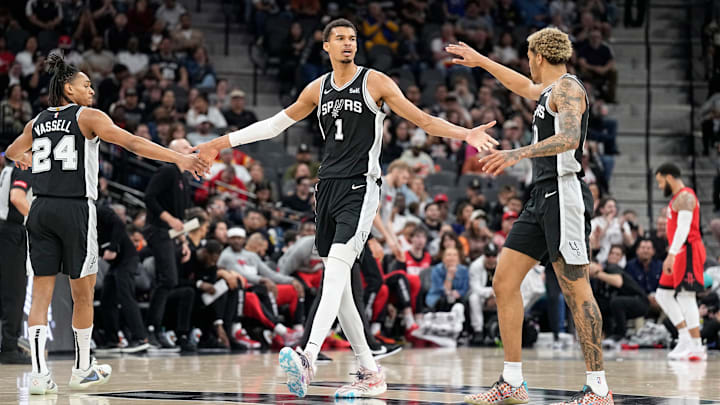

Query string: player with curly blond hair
[447,27,614,405]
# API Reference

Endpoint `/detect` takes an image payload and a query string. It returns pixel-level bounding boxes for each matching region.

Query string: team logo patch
[331,99,344,118]
[568,240,583,257]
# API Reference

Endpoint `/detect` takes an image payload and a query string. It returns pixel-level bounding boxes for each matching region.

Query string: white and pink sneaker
[334,366,387,398]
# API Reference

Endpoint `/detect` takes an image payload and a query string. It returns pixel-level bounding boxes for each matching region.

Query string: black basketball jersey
[317,67,385,179]
[0,166,32,224]
[530,74,589,183]
[30,104,99,199]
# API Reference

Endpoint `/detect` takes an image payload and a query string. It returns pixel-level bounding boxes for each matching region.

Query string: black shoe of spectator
[122,340,151,354]
[178,336,197,353]
[147,332,162,349]
[0,350,32,364]
[470,333,485,347]
[373,344,403,360]
[315,352,333,363]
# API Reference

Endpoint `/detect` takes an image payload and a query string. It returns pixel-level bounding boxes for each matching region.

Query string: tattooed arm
[663,190,696,274]
[477,77,587,176]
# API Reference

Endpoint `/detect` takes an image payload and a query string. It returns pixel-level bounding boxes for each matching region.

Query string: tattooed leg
[552,256,604,371]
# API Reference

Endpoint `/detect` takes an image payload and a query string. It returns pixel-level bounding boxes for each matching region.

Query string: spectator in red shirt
[196,166,248,203]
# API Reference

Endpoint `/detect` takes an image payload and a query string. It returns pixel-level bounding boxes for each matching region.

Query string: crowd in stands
[0,0,718,358]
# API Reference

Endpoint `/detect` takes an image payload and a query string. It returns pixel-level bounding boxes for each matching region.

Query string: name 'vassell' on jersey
[317,67,384,180]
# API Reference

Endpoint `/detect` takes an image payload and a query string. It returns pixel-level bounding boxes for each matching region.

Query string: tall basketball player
[194,18,498,398]
[654,163,707,361]
[5,55,207,395]
[447,28,614,405]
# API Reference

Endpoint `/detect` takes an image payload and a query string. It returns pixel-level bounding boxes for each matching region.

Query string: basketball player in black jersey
[194,19,498,398]
[5,55,208,395]
[447,28,613,405]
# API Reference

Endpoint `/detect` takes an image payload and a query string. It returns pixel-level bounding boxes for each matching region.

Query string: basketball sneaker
[668,338,691,360]
[688,345,708,361]
[68,358,111,390]
[29,371,58,395]
[334,366,387,398]
[464,376,529,405]
[233,327,261,350]
[279,347,315,398]
[550,385,613,405]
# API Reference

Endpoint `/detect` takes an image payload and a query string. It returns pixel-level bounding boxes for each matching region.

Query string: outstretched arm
[445,42,545,101]
[194,78,322,162]
[80,108,209,178]
[372,71,498,151]
[478,77,586,175]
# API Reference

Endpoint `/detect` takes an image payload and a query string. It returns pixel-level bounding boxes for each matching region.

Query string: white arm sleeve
[668,210,693,255]
[228,110,296,147]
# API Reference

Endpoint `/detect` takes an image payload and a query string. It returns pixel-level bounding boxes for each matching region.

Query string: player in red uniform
[654,163,707,361]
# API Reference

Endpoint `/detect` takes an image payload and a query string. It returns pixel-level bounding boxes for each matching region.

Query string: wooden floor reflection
[2,347,718,404]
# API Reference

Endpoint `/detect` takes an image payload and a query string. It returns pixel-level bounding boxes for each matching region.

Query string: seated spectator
[493,0,522,30]
[426,247,470,311]
[117,36,149,76]
[624,238,663,313]
[26,0,63,34]
[284,143,320,181]
[90,0,117,33]
[127,0,154,36]
[50,35,83,68]
[149,19,168,53]
[83,35,116,79]
[218,230,304,345]
[649,214,669,261]
[549,0,577,28]
[105,12,130,52]
[452,202,474,235]
[456,1,494,39]
[0,84,32,134]
[16,36,39,77]
[362,2,399,52]
[461,212,494,257]
[492,32,520,66]
[591,197,627,266]
[208,148,252,184]
[468,243,499,345]
[186,92,226,128]
[493,211,518,249]
[223,89,258,130]
[700,91,720,155]
[282,176,313,214]
[185,46,216,89]
[589,257,649,341]
[119,87,144,127]
[196,166,248,203]
[431,23,459,70]
[156,0,186,30]
[422,202,443,242]
[172,13,204,55]
[151,36,189,89]
[400,133,435,176]
[577,29,617,103]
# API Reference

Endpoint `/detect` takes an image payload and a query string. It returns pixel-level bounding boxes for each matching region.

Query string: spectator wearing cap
[577,29,618,103]
[49,35,83,67]
[283,143,320,181]
[172,13,204,54]
[434,193,451,223]
[187,115,219,146]
[26,0,63,33]
[187,92,227,129]
[455,178,487,213]
[400,132,435,177]
[156,0,187,30]
[468,243,499,345]
[223,89,258,130]
[493,211,518,249]
[119,87,145,127]
[117,36,150,76]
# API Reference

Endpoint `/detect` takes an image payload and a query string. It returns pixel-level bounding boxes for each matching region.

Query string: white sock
[502,361,523,387]
[29,325,48,375]
[305,341,320,366]
[274,323,288,336]
[73,325,93,371]
[678,327,690,342]
[586,370,609,397]
[692,337,702,347]
[403,309,415,329]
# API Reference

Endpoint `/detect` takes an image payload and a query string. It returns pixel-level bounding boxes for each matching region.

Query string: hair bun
[45,53,66,75]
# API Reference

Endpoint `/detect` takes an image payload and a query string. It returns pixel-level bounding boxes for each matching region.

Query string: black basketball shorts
[315,176,380,258]
[504,175,593,265]
[26,197,98,279]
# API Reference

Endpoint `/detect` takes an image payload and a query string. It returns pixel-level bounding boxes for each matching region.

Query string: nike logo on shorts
[544,191,557,198]
[351,184,366,190]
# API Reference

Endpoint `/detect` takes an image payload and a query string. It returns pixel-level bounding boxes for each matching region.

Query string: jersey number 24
[32,136,78,173]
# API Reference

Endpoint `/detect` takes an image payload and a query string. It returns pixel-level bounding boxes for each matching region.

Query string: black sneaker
[0,350,32,364]
[147,331,162,349]
[122,339,151,354]
[470,333,485,347]
[178,335,197,353]
[372,343,402,360]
